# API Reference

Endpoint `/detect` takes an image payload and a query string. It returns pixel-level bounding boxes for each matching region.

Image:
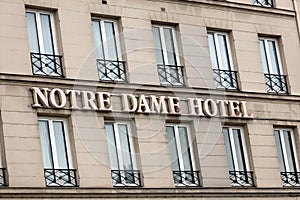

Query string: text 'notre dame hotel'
[1,0,300,199]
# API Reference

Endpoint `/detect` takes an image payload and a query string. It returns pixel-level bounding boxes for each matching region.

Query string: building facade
[1,0,300,199]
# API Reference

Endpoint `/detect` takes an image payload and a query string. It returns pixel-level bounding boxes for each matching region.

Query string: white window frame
[223,126,251,186]
[152,25,183,85]
[259,37,283,75]
[105,121,138,186]
[92,18,123,81]
[166,124,198,186]
[26,9,59,55]
[274,128,299,173]
[152,25,181,66]
[38,117,74,169]
[207,31,234,71]
[38,117,74,187]
[92,18,122,61]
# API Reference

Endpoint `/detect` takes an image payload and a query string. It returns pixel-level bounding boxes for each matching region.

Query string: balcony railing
[229,171,254,187]
[0,168,7,186]
[31,52,63,76]
[213,69,239,90]
[281,172,300,187]
[111,170,141,187]
[157,64,184,86]
[44,168,77,187]
[173,171,200,187]
[253,0,273,7]
[264,73,288,94]
[97,59,126,81]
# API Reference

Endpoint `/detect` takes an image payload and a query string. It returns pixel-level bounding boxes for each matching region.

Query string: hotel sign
[31,87,253,119]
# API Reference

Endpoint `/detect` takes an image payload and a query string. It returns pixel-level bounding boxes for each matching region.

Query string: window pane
[92,20,104,60]
[40,14,55,54]
[208,33,218,69]
[232,129,246,171]
[259,39,269,73]
[218,34,230,70]
[274,130,286,172]
[283,130,296,172]
[118,124,133,171]
[163,28,177,65]
[53,121,69,169]
[267,40,280,75]
[104,21,118,60]
[26,12,40,53]
[105,124,120,170]
[167,126,180,171]
[38,120,53,168]
[178,127,193,171]
[223,128,235,171]
[152,27,164,65]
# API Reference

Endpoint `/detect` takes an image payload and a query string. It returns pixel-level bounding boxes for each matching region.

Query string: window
[0,142,7,186]
[166,124,200,187]
[253,0,273,7]
[274,128,300,187]
[208,31,238,90]
[38,118,77,186]
[259,37,288,93]
[223,127,254,187]
[152,25,184,85]
[92,18,126,81]
[105,122,141,186]
[26,10,63,76]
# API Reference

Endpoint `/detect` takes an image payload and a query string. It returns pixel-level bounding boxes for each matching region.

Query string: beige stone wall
[1,0,300,198]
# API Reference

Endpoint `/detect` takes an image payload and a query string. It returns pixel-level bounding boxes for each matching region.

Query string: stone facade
[1,0,300,199]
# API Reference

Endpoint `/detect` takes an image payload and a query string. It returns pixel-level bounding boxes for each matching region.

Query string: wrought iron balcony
[44,168,77,187]
[213,69,239,90]
[229,171,254,187]
[264,73,288,94]
[172,171,200,187]
[281,172,300,187]
[253,0,273,7]
[30,52,63,76]
[0,168,7,186]
[97,59,126,81]
[157,64,184,86]
[111,170,141,187]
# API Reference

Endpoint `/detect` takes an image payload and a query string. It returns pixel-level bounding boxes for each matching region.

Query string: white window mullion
[171,29,180,66]
[35,13,45,55]
[280,130,291,172]
[114,123,124,171]
[174,125,185,172]
[126,124,137,170]
[240,129,250,171]
[48,120,58,169]
[290,131,300,172]
[228,128,240,171]
[100,20,109,61]
[214,34,223,70]
[264,39,273,74]
[159,27,169,65]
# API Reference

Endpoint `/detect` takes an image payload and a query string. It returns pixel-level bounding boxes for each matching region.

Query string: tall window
[208,31,238,90]
[0,141,7,186]
[26,10,63,76]
[274,128,300,187]
[223,127,254,187]
[38,118,77,186]
[253,0,273,7]
[259,37,288,93]
[152,25,184,85]
[92,18,126,81]
[105,122,141,187]
[166,124,200,187]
